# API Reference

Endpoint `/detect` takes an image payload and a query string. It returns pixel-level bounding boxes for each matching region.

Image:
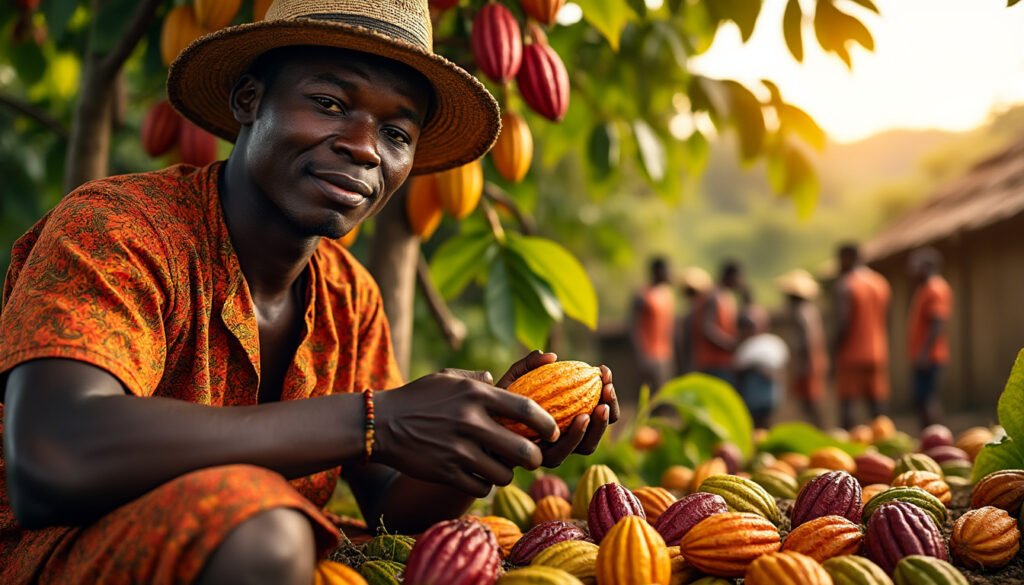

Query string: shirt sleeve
[926,283,952,320]
[352,264,403,391]
[0,192,173,396]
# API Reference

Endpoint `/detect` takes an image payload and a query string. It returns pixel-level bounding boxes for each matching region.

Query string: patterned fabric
[0,163,404,583]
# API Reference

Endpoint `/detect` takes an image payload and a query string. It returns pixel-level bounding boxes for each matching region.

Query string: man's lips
[310,171,374,208]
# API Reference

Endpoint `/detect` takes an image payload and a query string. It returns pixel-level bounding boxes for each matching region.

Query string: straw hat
[167,0,500,175]
[775,269,820,300]
[679,267,713,293]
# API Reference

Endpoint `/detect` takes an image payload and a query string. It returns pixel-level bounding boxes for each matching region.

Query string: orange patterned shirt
[0,163,403,568]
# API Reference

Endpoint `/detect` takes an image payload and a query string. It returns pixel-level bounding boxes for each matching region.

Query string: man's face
[241,50,431,239]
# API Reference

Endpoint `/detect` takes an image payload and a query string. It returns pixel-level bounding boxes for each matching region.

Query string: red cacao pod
[924,445,971,464]
[509,520,588,565]
[919,424,954,452]
[405,175,443,240]
[141,100,181,158]
[587,482,645,543]
[516,29,569,122]
[178,119,218,167]
[970,469,1024,516]
[404,518,502,585]
[855,452,895,486]
[791,470,862,528]
[194,0,240,30]
[471,3,522,84]
[491,111,533,183]
[864,501,948,575]
[519,0,564,25]
[530,475,570,503]
[653,492,728,546]
[780,515,864,563]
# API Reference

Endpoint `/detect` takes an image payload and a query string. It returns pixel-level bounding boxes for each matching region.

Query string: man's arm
[830,283,851,360]
[915,317,946,367]
[702,295,735,352]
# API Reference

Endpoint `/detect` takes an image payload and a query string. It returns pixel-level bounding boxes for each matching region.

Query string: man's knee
[199,508,315,585]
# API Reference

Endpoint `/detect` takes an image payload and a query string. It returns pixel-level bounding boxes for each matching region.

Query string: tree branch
[484,182,536,235]
[0,91,69,139]
[479,197,507,244]
[99,0,164,77]
[416,253,466,351]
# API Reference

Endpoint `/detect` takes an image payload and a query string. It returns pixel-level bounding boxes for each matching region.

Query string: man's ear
[229,74,264,125]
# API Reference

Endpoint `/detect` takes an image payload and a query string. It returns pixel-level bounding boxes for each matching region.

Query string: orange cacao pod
[850,424,874,444]
[891,471,951,505]
[661,466,693,493]
[491,111,533,183]
[871,415,896,442]
[810,447,856,474]
[596,516,671,585]
[253,0,273,21]
[533,495,572,525]
[862,483,889,504]
[778,452,809,473]
[955,426,993,461]
[678,512,781,577]
[339,224,359,248]
[178,119,218,167]
[516,28,569,122]
[763,458,798,478]
[781,515,863,563]
[475,515,524,558]
[632,486,676,524]
[141,100,181,157]
[161,5,207,66]
[691,458,728,492]
[950,505,1020,570]
[519,0,565,25]
[316,560,368,585]
[500,361,602,440]
[435,159,483,219]
[745,551,831,585]
[855,452,896,486]
[194,0,240,30]
[632,425,662,451]
[971,469,1024,516]
[405,175,443,239]
[471,3,522,84]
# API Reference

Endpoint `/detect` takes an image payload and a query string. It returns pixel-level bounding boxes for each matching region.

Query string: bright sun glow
[690,0,1024,143]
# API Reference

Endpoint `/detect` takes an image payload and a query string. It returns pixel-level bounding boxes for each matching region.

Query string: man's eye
[314,97,343,112]
[384,128,410,145]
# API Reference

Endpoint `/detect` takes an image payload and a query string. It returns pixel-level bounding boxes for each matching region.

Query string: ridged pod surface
[194,0,240,30]
[660,465,694,493]
[404,519,501,585]
[534,495,572,525]
[510,520,589,565]
[491,111,534,182]
[476,515,524,558]
[178,120,218,167]
[316,561,368,585]
[531,475,571,502]
[471,3,522,84]
[141,101,181,157]
[494,484,537,531]
[855,453,896,486]
[940,459,973,480]
[791,471,862,527]
[632,486,676,524]
[435,159,483,220]
[810,447,857,474]
[405,175,443,240]
[924,446,971,465]
[950,506,1021,570]
[572,464,619,518]
[751,468,799,499]
[595,516,671,585]
[970,469,1024,516]
[519,0,565,25]
[891,471,951,506]
[160,5,207,66]
[781,515,863,563]
[531,540,599,583]
[761,458,798,479]
[862,486,947,528]
[822,555,893,585]
[698,474,782,525]
[893,454,943,478]
[678,512,781,577]
[919,424,954,452]
[864,502,948,575]
[516,28,569,122]
[666,545,698,585]
[358,560,402,585]
[501,361,602,440]
[691,458,728,492]
[654,492,728,546]
[955,427,993,462]
[713,443,743,475]
[588,483,645,543]
[875,433,917,459]
[892,555,967,585]
[689,579,733,585]
[744,551,832,585]
[498,566,584,584]
[363,534,415,563]
[862,484,889,505]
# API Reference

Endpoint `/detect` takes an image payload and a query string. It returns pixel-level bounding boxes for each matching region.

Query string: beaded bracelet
[363,388,375,463]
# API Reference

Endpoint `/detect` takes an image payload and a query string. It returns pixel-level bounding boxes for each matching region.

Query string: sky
[687,0,1024,143]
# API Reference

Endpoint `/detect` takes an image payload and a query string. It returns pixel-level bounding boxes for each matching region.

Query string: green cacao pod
[893,454,944,478]
[862,486,947,528]
[572,464,619,518]
[494,484,538,531]
[751,468,799,500]
[363,534,415,563]
[698,474,782,525]
[875,432,917,459]
[498,566,584,584]
[892,555,967,585]
[939,459,972,479]
[531,540,598,584]
[358,560,403,585]
[822,555,893,585]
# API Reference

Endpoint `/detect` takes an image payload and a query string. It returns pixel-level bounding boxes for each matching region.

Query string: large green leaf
[783,0,804,62]
[758,422,866,456]
[575,0,637,51]
[778,103,826,151]
[723,80,766,162]
[587,122,620,181]
[972,436,1024,483]
[632,119,666,183]
[506,234,598,329]
[430,228,496,299]
[505,248,564,322]
[997,350,1024,442]
[650,374,754,458]
[485,254,516,345]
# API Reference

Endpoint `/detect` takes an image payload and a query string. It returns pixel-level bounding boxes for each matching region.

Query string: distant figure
[832,243,892,429]
[908,247,953,429]
[739,287,770,337]
[734,312,789,430]
[674,267,713,376]
[631,257,676,392]
[694,260,742,386]
[777,269,828,428]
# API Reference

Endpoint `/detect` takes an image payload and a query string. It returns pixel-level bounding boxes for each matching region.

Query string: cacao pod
[316,560,368,585]
[744,551,832,585]
[798,467,832,490]
[632,425,662,451]
[751,468,799,499]
[516,28,569,122]
[698,474,782,525]
[429,0,460,10]
[689,579,733,585]
[691,457,728,492]
[872,415,897,442]
[519,0,565,25]
[713,443,743,475]
[892,555,967,585]
[404,518,501,585]
[822,555,893,585]
[779,452,811,473]
[498,566,584,584]
[339,224,359,248]
[939,459,972,480]
[830,428,851,442]
[471,3,522,84]
[358,560,402,585]
[531,540,598,584]
[363,534,415,563]
[534,495,572,525]
[572,464,619,518]
[679,512,781,577]
[891,471,951,506]
[531,475,571,503]
[893,454,943,478]
[253,0,273,21]
[660,465,693,494]
[666,545,698,585]
[923,446,971,465]
[945,475,971,488]
[435,159,483,219]
[161,5,207,66]
[492,111,534,183]
[875,432,917,459]
[654,492,728,546]
[810,446,857,474]
[404,174,443,239]
[862,483,889,505]
[863,486,947,528]
[194,0,240,30]
[595,516,671,585]
[855,452,896,486]
[632,486,675,524]
[761,458,798,479]
[970,469,1024,516]
[950,505,1020,570]
[178,119,218,167]
[588,482,645,543]
[791,470,862,528]
[919,424,954,452]
[141,100,181,157]
[864,502,948,575]
[955,427,993,461]
[781,515,864,563]
[476,515,524,558]
[509,520,588,565]
[850,424,875,445]
[494,484,537,531]
[501,361,602,441]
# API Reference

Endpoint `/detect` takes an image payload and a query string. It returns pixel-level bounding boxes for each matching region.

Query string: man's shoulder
[62,164,213,224]
[315,237,379,295]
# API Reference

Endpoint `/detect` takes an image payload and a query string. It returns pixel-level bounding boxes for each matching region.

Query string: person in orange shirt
[907,247,953,429]
[631,257,675,392]
[693,260,742,386]
[674,267,713,375]
[0,2,619,583]
[777,269,828,428]
[832,243,892,429]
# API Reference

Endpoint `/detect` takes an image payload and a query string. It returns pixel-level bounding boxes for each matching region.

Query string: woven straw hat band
[266,0,432,51]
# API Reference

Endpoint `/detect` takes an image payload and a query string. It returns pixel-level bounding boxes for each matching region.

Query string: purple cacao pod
[791,470,862,528]
[714,443,743,475]
[919,424,954,452]
[865,501,948,574]
[587,482,645,543]
[404,518,501,585]
[529,475,570,503]
[854,452,895,486]
[508,520,588,565]
[654,492,729,546]
[923,445,971,464]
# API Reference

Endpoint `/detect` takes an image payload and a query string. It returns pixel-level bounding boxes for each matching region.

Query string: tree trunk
[63,56,115,192]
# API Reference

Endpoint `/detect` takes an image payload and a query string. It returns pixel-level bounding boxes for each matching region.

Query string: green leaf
[575,0,637,51]
[814,0,874,68]
[587,122,619,180]
[632,119,666,183]
[685,130,710,175]
[44,0,80,42]
[783,0,804,61]
[778,103,827,151]
[9,41,46,85]
[430,229,496,299]
[485,254,516,345]
[512,282,553,350]
[972,436,1024,483]
[506,234,598,329]
[505,247,564,322]
[707,0,763,42]
[758,422,866,456]
[723,80,766,162]
[1011,0,1022,6]
[996,350,1024,442]
[649,374,754,458]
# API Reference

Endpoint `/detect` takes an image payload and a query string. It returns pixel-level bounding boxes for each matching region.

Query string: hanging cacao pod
[194,0,241,30]
[471,3,522,84]
[161,5,208,66]
[491,111,534,182]
[141,100,181,158]
[405,174,443,239]
[253,0,274,21]
[516,27,569,122]
[519,0,564,25]
[178,120,218,167]
[435,159,483,219]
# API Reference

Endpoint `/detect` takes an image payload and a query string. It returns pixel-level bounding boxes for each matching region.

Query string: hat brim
[167,19,500,175]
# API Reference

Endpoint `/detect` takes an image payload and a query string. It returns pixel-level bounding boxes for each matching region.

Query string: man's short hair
[721,259,741,281]
[910,246,943,271]
[838,242,860,260]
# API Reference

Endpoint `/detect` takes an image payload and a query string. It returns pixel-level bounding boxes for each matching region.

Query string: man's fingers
[487,389,560,443]
[452,470,494,499]
[575,404,610,455]
[472,425,544,470]
[441,368,494,385]
[602,382,620,424]
[462,444,517,487]
[541,415,588,468]
[496,350,557,388]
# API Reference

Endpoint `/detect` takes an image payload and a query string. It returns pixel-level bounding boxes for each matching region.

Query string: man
[630,257,675,392]
[777,269,828,428]
[673,266,712,375]
[693,260,742,386]
[0,2,618,583]
[907,247,953,429]
[832,243,891,429]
